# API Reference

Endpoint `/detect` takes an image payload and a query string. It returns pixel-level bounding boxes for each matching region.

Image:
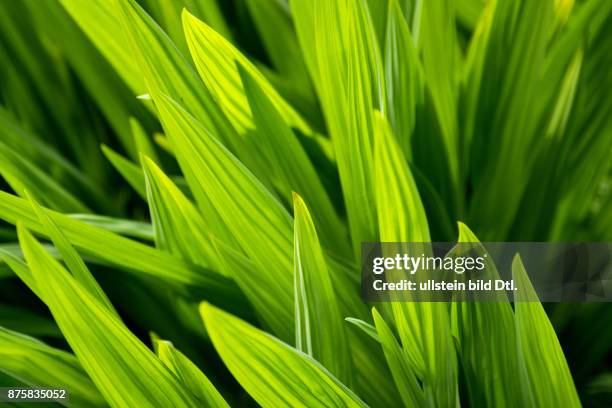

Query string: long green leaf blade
[292,0,385,255]
[156,340,229,408]
[18,225,200,408]
[293,193,351,384]
[154,94,295,340]
[27,194,118,317]
[142,156,221,271]
[451,223,529,407]
[372,308,424,407]
[374,112,456,406]
[0,327,105,408]
[0,191,240,300]
[182,10,310,136]
[240,66,348,255]
[200,303,367,408]
[513,256,581,407]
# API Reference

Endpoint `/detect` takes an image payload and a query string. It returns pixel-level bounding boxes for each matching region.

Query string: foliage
[0,0,611,406]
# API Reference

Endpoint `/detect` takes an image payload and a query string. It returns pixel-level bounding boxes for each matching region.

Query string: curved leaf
[200,303,367,408]
[18,225,200,408]
[293,193,351,384]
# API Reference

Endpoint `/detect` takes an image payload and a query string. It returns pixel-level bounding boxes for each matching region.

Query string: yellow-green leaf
[142,156,221,272]
[513,256,581,407]
[156,340,229,408]
[200,303,367,408]
[0,327,105,408]
[182,9,310,135]
[18,225,200,408]
[293,193,351,384]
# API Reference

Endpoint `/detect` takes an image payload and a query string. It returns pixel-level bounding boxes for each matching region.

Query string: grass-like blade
[419,0,459,186]
[373,112,457,406]
[200,303,367,408]
[513,256,581,407]
[154,94,295,338]
[372,308,424,407]
[293,193,351,384]
[212,239,292,340]
[182,10,310,135]
[27,195,118,317]
[101,144,147,199]
[130,117,159,164]
[58,0,147,97]
[156,340,229,408]
[142,156,221,272]
[240,66,348,256]
[67,214,154,241]
[451,223,528,407]
[384,0,423,159]
[0,327,105,407]
[18,224,200,408]
[0,191,241,300]
[0,142,90,213]
[116,0,240,151]
[292,0,385,255]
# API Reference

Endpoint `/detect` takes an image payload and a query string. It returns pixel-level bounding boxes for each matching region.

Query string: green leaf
[374,111,429,241]
[292,0,385,255]
[18,224,200,408]
[212,238,292,340]
[365,0,389,49]
[27,194,118,317]
[68,214,154,241]
[0,248,40,299]
[156,340,229,408]
[513,256,581,407]
[288,0,318,84]
[345,318,379,343]
[190,0,232,41]
[143,0,232,54]
[240,65,348,256]
[0,191,241,301]
[58,0,147,96]
[451,223,529,407]
[182,10,310,136]
[154,94,295,340]
[200,303,367,408]
[0,327,105,407]
[419,0,459,185]
[142,156,221,271]
[0,141,90,213]
[373,112,426,375]
[324,258,401,407]
[0,110,108,206]
[372,308,424,407]
[116,0,239,150]
[373,112,456,406]
[115,0,265,253]
[244,0,317,116]
[26,0,152,158]
[130,117,159,164]
[293,193,351,384]
[459,0,496,177]
[102,144,147,199]
[467,0,555,239]
[456,0,485,31]
[118,0,295,199]
[384,0,424,160]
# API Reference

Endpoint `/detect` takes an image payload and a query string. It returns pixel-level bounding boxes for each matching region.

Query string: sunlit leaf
[200,303,367,407]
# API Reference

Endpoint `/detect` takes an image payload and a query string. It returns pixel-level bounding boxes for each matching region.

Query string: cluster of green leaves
[0,0,610,407]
